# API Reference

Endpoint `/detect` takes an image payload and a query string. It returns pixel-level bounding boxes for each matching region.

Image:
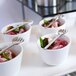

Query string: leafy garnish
[40,37,48,48]
[40,37,44,48]
[19,25,25,29]
[2,52,11,60]
[44,20,48,24]
[43,38,48,48]
[12,25,19,33]
[8,25,25,33]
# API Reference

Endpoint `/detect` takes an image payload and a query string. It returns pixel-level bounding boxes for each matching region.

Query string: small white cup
[1,21,33,43]
[0,43,23,76]
[39,17,65,35]
[37,34,71,65]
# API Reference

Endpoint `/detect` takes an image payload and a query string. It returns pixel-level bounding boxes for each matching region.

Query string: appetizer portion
[40,37,68,50]
[42,16,65,28]
[0,49,16,62]
[6,25,27,35]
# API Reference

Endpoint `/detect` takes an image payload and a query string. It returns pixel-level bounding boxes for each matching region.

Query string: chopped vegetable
[19,25,25,29]
[0,49,16,62]
[40,37,48,48]
[6,24,27,35]
[13,26,19,33]
[44,20,48,25]
[40,37,44,48]
[2,52,11,60]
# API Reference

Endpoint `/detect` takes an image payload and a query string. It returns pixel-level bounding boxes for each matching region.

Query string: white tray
[19,25,76,76]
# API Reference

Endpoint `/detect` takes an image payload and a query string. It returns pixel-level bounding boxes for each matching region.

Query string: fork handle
[0,42,19,54]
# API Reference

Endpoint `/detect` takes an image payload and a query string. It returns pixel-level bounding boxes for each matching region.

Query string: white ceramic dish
[37,34,71,65]
[0,43,23,76]
[1,21,33,43]
[39,17,65,35]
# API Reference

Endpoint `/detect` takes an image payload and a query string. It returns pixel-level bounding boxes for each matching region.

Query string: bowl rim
[0,44,23,64]
[1,21,33,36]
[39,17,65,29]
[37,34,71,52]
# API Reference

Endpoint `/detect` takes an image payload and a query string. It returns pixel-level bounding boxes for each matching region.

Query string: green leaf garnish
[40,37,44,48]
[12,25,19,33]
[44,19,48,24]
[12,25,25,33]
[40,37,48,48]
[19,25,25,29]
[43,38,48,48]
[2,52,11,60]
[13,28,19,33]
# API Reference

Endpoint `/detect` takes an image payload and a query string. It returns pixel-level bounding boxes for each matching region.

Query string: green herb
[43,38,48,48]
[12,25,20,33]
[13,28,19,33]
[44,20,48,24]
[40,37,44,48]
[40,37,48,48]
[2,52,11,60]
[19,25,25,29]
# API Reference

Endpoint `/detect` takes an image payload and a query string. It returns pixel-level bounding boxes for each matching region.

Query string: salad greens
[2,52,10,60]
[7,25,25,33]
[19,25,25,29]
[44,20,48,25]
[13,25,19,33]
[40,37,48,48]
[0,49,16,62]
[6,24,27,35]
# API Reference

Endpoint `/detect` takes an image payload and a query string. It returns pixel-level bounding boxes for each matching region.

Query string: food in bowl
[0,49,16,62]
[38,34,71,65]
[1,22,32,43]
[39,15,65,35]
[0,44,23,76]
[42,16,65,28]
[40,36,68,49]
[6,24,27,35]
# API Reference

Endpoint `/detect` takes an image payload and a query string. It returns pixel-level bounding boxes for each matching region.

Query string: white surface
[17,25,76,76]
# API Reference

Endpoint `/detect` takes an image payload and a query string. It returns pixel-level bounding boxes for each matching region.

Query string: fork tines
[12,37,24,43]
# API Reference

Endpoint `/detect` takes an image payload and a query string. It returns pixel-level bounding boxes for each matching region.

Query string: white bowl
[1,21,33,43]
[37,34,71,65]
[0,43,23,76]
[39,17,65,35]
